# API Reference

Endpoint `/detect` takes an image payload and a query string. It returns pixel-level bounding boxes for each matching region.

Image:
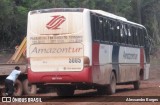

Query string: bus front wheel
[106,72,116,95]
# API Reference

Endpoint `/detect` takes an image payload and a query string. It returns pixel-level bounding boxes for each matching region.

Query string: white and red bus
[27,8,150,96]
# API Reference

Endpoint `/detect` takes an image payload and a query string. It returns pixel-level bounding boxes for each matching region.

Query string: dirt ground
[0,53,160,105]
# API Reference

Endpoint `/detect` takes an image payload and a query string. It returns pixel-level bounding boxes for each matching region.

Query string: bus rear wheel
[23,79,37,95]
[106,72,116,95]
[13,79,23,96]
[97,86,106,95]
[133,80,140,90]
[56,86,75,96]
[133,72,141,90]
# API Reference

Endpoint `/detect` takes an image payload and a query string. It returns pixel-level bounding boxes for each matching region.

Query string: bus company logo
[46,15,66,30]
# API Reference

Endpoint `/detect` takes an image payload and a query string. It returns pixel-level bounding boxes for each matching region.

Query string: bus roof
[91,10,127,21]
[29,8,145,28]
[90,9,145,28]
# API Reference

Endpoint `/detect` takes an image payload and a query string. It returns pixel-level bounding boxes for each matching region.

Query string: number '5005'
[69,58,81,63]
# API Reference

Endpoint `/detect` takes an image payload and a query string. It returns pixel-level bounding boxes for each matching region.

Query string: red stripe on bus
[140,48,144,69]
[28,67,92,83]
[92,42,99,65]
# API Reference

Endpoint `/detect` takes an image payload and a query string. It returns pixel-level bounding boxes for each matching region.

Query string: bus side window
[120,24,126,44]
[98,17,104,41]
[141,28,146,46]
[109,19,118,43]
[132,27,139,46]
[112,20,117,43]
[90,14,101,41]
[91,14,96,41]
[116,22,120,43]
[95,16,100,41]
[124,24,128,44]
[136,28,140,46]
[131,26,134,45]
[128,26,133,45]
[138,28,142,46]
[108,20,113,42]
[130,26,134,45]
[103,18,109,42]
[139,28,144,46]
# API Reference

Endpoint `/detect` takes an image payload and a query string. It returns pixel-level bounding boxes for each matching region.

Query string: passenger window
[95,16,100,41]
[103,19,109,42]
[132,27,139,46]
[112,20,117,43]
[138,28,144,46]
[128,26,133,45]
[135,28,139,46]
[98,17,103,41]
[91,14,96,41]
[108,20,113,42]
[120,24,126,44]
[116,22,120,43]
[124,24,128,44]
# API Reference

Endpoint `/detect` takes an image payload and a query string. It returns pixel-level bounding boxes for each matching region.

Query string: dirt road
[1,64,159,105]
[0,55,160,105]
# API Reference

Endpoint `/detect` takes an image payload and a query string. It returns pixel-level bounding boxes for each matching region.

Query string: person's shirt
[6,69,21,82]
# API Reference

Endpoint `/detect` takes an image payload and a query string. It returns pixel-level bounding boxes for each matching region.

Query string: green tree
[0,0,160,49]
[0,0,14,48]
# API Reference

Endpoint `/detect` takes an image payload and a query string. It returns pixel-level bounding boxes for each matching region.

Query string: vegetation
[0,0,160,49]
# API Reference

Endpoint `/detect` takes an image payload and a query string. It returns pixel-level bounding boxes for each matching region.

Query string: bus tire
[133,81,140,90]
[106,72,116,95]
[1,87,6,96]
[1,82,6,96]
[23,79,37,95]
[56,86,75,96]
[97,87,106,95]
[13,79,23,96]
